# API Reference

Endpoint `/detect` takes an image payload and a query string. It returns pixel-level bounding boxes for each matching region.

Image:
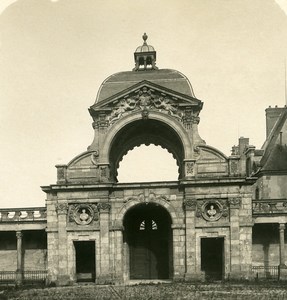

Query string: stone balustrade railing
[253,199,287,216]
[0,207,46,222]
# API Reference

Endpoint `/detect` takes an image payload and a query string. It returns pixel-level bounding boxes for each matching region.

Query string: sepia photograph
[1,0,287,298]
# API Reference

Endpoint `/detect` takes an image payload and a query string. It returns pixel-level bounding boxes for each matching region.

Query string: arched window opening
[117,144,179,183]
[139,219,158,231]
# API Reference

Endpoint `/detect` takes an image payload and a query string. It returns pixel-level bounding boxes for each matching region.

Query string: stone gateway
[1,34,287,285]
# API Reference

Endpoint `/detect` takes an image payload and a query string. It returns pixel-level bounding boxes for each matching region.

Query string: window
[139,219,158,230]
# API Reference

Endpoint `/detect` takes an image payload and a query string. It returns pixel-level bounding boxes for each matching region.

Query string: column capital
[98,202,111,212]
[228,197,241,208]
[279,223,286,231]
[56,203,68,215]
[16,231,22,239]
[183,199,197,211]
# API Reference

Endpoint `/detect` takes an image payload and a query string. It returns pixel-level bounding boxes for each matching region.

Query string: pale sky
[1,0,287,208]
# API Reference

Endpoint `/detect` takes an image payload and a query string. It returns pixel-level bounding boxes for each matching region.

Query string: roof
[260,108,287,172]
[95,69,196,103]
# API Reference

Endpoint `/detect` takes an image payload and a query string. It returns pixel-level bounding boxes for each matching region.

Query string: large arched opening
[109,118,185,182]
[123,203,173,280]
[117,144,179,182]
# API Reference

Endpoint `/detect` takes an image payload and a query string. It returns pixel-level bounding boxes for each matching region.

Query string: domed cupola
[133,33,158,71]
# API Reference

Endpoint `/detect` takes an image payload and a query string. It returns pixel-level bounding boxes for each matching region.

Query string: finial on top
[142,33,148,44]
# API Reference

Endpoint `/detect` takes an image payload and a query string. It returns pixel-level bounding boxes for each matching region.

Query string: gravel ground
[1,282,287,300]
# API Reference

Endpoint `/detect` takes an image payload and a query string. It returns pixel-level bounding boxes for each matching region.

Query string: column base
[184,272,205,282]
[97,274,113,285]
[279,264,287,280]
[173,273,185,282]
[56,275,71,286]
[15,270,23,286]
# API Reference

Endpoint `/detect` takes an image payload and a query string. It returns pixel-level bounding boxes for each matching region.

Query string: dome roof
[95,69,196,103]
[135,44,155,53]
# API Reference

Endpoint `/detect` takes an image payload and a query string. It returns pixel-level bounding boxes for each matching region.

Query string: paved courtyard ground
[1,282,287,300]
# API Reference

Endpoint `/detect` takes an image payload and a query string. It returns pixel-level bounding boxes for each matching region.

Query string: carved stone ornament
[69,204,98,225]
[125,192,169,204]
[183,109,200,129]
[197,200,228,221]
[107,87,183,125]
[184,199,197,211]
[91,150,99,166]
[228,197,241,208]
[56,203,69,215]
[185,161,195,175]
[98,202,111,212]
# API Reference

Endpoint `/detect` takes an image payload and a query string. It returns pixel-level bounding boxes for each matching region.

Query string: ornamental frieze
[125,192,169,204]
[68,204,99,225]
[107,87,184,125]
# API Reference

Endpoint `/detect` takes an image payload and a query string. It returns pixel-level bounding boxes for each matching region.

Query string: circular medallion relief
[202,201,223,221]
[73,204,94,225]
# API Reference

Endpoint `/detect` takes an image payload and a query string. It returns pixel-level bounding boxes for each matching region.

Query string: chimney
[265,106,284,138]
[238,137,249,155]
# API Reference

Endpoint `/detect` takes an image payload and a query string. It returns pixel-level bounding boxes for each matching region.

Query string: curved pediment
[194,145,229,177]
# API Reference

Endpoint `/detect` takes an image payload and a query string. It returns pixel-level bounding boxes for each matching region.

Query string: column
[279,223,287,279]
[98,202,111,283]
[229,198,241,279]
[184,198,196,280]
[16,231,23,285]
[172,225,186,281]
[56,203,69,285]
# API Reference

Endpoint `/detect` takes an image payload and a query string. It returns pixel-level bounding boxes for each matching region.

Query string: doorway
[201,237,224,280]
[124,203,172,280]
[74,241,95,282]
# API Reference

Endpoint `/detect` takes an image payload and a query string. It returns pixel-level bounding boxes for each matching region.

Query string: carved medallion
[197,200,228,221]
[69,204,98,225]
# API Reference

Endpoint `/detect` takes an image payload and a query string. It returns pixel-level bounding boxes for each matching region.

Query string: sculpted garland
[108,87,183,124]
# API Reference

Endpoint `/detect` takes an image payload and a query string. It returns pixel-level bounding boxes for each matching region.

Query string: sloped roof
[260,108,287,172]
[94,69,195,103]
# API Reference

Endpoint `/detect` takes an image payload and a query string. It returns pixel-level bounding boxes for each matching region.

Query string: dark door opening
[201,237,224,280]
[74,241,95,282]
[124,203,172,280]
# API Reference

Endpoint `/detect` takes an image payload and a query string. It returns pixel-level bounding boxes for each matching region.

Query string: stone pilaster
[229,198,241,279]
[239,225,253,279]
[98,202,111,283]
[56,202,69,285]
[123,241,129,283]
[16,231,23,285]
[278,223,287,280]
[172,224,186,281]
[184,198,196,280]
[113,227,124,283]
